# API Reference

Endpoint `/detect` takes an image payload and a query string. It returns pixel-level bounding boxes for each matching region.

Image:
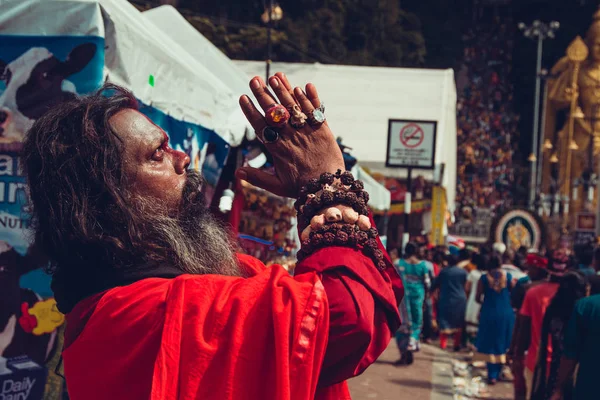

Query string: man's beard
[132,170,241,277]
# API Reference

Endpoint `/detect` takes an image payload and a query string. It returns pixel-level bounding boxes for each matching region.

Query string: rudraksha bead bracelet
[294,170,387,270]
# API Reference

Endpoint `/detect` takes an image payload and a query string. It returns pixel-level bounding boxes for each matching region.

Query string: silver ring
[308,108,326,125]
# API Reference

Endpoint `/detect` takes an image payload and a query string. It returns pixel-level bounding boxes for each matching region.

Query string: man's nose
[173,150,191,174]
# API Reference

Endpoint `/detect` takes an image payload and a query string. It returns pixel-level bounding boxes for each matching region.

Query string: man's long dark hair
[23,84,239,312]
[24,85,140,269]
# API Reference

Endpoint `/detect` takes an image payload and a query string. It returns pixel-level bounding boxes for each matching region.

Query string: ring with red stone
[264,104,290,128]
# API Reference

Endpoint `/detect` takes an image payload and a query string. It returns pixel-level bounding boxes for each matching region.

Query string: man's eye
[152,148,165,161]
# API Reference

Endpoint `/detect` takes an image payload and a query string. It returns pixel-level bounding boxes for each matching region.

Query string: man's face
[109,109,191,210]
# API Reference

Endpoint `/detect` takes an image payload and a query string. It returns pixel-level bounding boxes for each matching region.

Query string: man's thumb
[236,167,283,196]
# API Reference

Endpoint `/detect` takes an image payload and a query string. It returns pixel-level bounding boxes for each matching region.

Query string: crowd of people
[455,17,521,216]
[391,240,600,400]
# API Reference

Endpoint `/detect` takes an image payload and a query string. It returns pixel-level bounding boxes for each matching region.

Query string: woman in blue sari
[395,242,430,352]
[475,251,516,384]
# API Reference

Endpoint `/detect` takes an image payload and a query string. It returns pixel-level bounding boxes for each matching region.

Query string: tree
[131,0,427,67]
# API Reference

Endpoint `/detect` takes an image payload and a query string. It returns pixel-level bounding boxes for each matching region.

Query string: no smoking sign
[399,123,424,148]
[386,119,437,169]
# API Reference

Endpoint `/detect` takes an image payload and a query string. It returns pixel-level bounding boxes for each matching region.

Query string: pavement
[348,341,513,400]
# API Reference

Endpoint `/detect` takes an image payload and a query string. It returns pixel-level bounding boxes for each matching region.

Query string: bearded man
[22,73,403,400]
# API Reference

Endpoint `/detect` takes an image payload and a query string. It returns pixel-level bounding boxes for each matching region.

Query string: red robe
[63,246,402,400]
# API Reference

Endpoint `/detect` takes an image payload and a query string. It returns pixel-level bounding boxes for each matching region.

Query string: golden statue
[542,9,600,227]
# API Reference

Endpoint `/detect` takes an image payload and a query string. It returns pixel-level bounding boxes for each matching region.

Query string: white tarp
[142,5,251,142]
[352,165,391,211]
[234,61,457,210]
[0,0,246,145]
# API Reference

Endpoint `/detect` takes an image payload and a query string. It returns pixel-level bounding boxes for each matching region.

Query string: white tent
[234,61,457,209]
[142,5,251,142]
[0,0,247,145]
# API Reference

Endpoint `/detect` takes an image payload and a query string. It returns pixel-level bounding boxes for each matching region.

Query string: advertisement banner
[429,186,447,246]
[0,35,105,399]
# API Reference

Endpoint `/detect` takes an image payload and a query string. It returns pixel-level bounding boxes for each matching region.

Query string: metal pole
[402,168,413,254]
[265,0,272,83]
[529,36,543,209]
[537,78,549,190]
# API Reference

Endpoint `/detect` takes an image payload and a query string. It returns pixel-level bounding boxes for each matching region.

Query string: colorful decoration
[18,299,65,336]
[491,209,545,252]
[238,181,297,264]
[265,104,290,128]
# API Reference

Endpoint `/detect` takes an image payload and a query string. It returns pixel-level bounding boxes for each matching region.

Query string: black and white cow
[0,241,55,365]
[0,43,96,149]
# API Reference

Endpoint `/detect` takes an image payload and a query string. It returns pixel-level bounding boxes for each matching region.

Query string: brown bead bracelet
[294,170,387,271]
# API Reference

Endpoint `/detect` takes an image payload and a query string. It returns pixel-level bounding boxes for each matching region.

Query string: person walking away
[465,251,484,349]
[457,248,473,271]
[531,271,587,400]
[392,247,413,365]
[395,242,430,351]
[434,250,468,351]
[430,249,446,332]
[393,296,414,365]
[475,252,516,384]
[511,254,549,311]
[496,243,528,282]
[549,293,600,400]
[510,249,575,400]
[586,246,600,295]
[574,245,596,277]
[420,244,437,343]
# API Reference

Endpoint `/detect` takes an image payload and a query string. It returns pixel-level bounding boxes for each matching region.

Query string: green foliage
[138,0,427,67]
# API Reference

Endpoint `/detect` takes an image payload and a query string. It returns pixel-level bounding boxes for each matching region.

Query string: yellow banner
[429,186,446,245]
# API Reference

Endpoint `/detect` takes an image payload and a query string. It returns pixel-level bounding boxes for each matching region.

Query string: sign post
[386,119,437,253]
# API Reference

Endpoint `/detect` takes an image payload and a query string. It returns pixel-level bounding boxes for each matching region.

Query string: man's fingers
[305,83,322,109]
[250,76,278,111]
[294,87,315,115]
[236,167,284,196]
[239,95,266,133]
[274,72,298,103]
[270,76,296,110]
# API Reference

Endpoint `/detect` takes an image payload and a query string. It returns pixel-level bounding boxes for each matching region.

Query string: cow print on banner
[0,43,96,151]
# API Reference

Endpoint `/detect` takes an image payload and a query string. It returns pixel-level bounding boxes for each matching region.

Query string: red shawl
[63,249,401,400]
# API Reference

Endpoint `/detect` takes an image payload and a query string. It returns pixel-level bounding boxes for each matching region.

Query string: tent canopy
[142,6,251,143]
[234,61,457,209]
[352,165,391,211]
[0,0,246,145]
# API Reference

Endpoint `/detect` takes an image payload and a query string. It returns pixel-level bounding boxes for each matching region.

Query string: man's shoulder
[236,253,267,276]
[522,281,557,306]
[526,281,555,294]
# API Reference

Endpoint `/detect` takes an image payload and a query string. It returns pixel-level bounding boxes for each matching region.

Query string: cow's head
[0,43,96,146]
